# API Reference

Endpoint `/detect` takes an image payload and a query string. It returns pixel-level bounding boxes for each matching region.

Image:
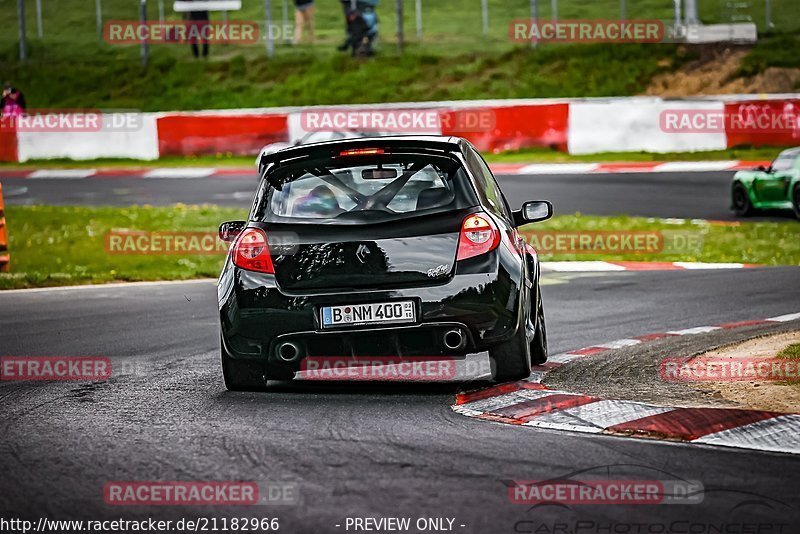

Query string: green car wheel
[732,182,753,217]
[793,185,800,220]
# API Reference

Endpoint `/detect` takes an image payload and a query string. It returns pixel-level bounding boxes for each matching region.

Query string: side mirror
[513,200,553,227]
[755,165,766,172]
[219,221,246,243]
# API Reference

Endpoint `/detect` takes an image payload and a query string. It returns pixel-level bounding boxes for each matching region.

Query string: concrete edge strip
[0,278,216,294]
[0,160,768,180]
[541,261,759,272]
[452,311,800,454]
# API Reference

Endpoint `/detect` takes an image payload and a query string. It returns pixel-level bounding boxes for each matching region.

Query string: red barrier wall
[0,125,18,162]
[157,114,289,157]
[441,104,569,153]
[725,100,800,148]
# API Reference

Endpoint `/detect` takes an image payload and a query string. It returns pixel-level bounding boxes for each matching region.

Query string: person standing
[293,0,315,44]
[186,0,210,58]
[1,82,26,119]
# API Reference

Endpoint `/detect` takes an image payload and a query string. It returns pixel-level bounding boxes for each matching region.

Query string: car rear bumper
[218,252,534,367]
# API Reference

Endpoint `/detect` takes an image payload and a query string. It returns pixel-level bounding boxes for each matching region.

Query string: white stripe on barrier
[567,101,727,156]
[451,406,484,417]
[547,353,586,364]
[767,312,800,323]
[17,113,160,162]
[143,168,217,179]
[654,161,738,172]
[517,163,600,175]
[694,415,800,454]
[27,169,97,179]
[459,388,557,412]
[524,399,675,433]
[541,261,627,272]
[666,326,722,335]
[673,262,746,269]
[457,392,533,413]
[593,339,643,349]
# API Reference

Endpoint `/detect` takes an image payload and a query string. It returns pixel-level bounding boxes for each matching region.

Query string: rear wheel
[792,185,800,220]
[221,338,267,391]
[732,182,753,217]
[530,297,548,365]
[490,310,532,383]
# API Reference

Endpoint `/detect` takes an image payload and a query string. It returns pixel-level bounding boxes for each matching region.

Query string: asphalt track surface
[3,170,796,221]
[2,268,800,529]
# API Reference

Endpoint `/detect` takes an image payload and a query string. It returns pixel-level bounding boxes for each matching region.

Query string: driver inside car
[293,185,344,217]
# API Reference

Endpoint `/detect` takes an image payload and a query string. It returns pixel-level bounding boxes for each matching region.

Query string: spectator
[186,0,210,58]
[1,82,26,119]
[338,0,378,57]
[293,0,315,44]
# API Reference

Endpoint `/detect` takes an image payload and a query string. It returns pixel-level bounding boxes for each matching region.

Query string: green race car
[731,147,800,219]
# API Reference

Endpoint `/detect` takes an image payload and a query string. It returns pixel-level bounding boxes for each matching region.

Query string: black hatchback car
[218,136,552,390]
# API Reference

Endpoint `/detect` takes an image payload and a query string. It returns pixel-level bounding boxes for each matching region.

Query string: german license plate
[321,301,415,328]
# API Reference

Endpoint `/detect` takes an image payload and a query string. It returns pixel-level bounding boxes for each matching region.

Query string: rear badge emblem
[427,264,449,278]
[356,244,370,263]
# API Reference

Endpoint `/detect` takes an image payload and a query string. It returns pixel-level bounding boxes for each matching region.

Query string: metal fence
[5,0,798,63]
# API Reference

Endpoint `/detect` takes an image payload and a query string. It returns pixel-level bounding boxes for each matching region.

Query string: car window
[465,148,512,221]
[771,153,797,172]
[253,153,477,225]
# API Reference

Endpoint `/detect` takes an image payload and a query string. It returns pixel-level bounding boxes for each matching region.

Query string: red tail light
[232,228,274,273]
[456,213,501,261]
[338,148,385,157]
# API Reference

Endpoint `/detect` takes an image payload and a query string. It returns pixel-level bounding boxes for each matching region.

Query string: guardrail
[0,95,798,162]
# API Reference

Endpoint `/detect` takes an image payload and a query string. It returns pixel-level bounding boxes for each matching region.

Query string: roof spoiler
[256,136,463,176]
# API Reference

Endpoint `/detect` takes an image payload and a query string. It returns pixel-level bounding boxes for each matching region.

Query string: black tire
[732,182,753,217]
[792,185,800,220]
[490,312,532,383]
[530,297,548,366]
[221,338,267,391]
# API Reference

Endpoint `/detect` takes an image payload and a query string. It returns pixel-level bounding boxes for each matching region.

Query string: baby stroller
[338,0,378,57]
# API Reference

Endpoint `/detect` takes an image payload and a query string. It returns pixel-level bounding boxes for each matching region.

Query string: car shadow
[743,208,797,221]
[218,378,495,399]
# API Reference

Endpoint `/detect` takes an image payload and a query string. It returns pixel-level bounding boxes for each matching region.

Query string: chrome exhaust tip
[277,341,301,362]
[443,329,465,351]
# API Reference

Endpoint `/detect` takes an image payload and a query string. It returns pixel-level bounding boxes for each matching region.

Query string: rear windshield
[252,153,476,225]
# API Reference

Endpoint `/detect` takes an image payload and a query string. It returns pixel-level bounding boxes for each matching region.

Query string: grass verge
[2,206,798,290]
[0,204,246,289]
[1,43,688,111]
[524,214,800,265]
[778,343,800,360]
